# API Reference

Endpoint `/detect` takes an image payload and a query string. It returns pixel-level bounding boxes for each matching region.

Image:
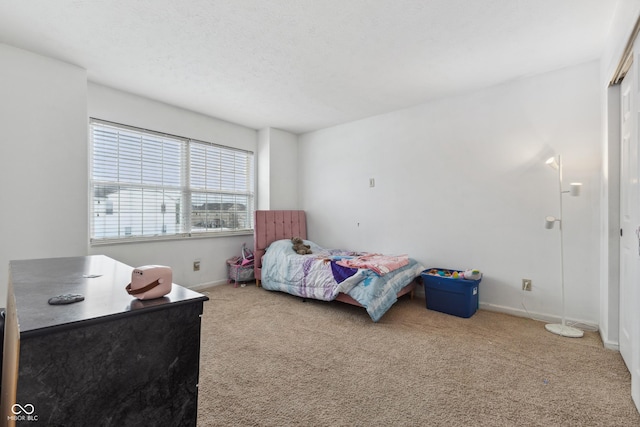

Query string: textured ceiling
[0,0,620,134]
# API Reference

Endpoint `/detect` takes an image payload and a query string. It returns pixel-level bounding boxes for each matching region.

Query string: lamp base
[545,323,584,338]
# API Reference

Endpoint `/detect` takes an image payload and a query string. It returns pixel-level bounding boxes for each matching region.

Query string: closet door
[619,46,640,409]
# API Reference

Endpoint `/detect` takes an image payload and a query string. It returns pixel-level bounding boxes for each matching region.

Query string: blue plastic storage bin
[421,269,481,318]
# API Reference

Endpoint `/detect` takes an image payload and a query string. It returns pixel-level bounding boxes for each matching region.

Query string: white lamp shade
[545,216,557,229]
[570,183,582,196]
[546,156,559,170]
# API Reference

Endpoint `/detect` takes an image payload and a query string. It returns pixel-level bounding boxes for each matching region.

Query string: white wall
[0,47,265,295]
[87,83,258,288]
[299,61,601,326]
[257,127,298,210]
[269,128,298,209]
[0,44,88,307]
[257,128,271,210]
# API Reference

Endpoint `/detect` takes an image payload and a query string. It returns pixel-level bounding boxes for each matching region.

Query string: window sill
[90,229,254,247]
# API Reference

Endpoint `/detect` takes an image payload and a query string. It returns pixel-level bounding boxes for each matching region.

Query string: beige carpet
[196,283,640,426]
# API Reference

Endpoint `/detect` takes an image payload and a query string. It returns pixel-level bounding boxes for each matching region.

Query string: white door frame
[619,58,638,380]
[614,40,640,413]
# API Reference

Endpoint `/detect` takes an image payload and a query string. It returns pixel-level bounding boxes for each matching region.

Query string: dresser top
[8,255,209,337]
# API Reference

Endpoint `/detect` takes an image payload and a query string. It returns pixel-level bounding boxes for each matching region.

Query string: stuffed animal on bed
[291,237,312,255]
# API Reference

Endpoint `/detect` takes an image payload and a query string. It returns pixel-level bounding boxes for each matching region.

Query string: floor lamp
[544,154,584,338]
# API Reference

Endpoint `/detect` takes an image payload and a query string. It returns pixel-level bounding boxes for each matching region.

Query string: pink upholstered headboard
[254,210,307,282]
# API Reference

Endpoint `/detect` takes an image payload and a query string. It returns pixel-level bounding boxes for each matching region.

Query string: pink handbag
[125,265,172,300]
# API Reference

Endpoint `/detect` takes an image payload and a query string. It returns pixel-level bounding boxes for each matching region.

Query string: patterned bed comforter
[261,239,425,322]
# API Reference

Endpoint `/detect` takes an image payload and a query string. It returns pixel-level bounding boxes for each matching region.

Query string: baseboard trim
[479,302,600,334]
[187,280,228,291]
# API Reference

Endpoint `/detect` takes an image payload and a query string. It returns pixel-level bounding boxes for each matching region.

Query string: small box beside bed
[253,210,424,322]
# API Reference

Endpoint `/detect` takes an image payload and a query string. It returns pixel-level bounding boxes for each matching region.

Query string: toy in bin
[422,268,482,318]
[125,265,172,300]
[425,268,481,280]
[227,243,255,287]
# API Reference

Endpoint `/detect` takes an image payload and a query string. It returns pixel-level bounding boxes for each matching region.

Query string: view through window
[90,119,254,242]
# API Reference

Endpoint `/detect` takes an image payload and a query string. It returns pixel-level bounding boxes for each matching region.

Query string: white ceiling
[0,0,621,134]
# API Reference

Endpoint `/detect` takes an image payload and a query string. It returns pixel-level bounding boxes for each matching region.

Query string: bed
[254,210,425,322]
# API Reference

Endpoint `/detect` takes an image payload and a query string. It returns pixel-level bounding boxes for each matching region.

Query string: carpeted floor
[196,283,640,426]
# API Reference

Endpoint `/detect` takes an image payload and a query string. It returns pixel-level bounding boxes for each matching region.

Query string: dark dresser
[0,255,209,426]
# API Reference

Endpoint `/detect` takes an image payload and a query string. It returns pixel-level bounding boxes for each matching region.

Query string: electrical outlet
[193,260,200,272]
[522,279,532,291]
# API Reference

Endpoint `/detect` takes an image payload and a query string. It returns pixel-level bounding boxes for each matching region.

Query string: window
[90,119,254,243]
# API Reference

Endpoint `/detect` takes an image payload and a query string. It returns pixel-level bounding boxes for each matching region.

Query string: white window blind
[90,119,254,243]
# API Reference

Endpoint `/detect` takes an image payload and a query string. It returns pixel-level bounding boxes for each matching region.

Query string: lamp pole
[545,154,583,338]
[557,155,566,329]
